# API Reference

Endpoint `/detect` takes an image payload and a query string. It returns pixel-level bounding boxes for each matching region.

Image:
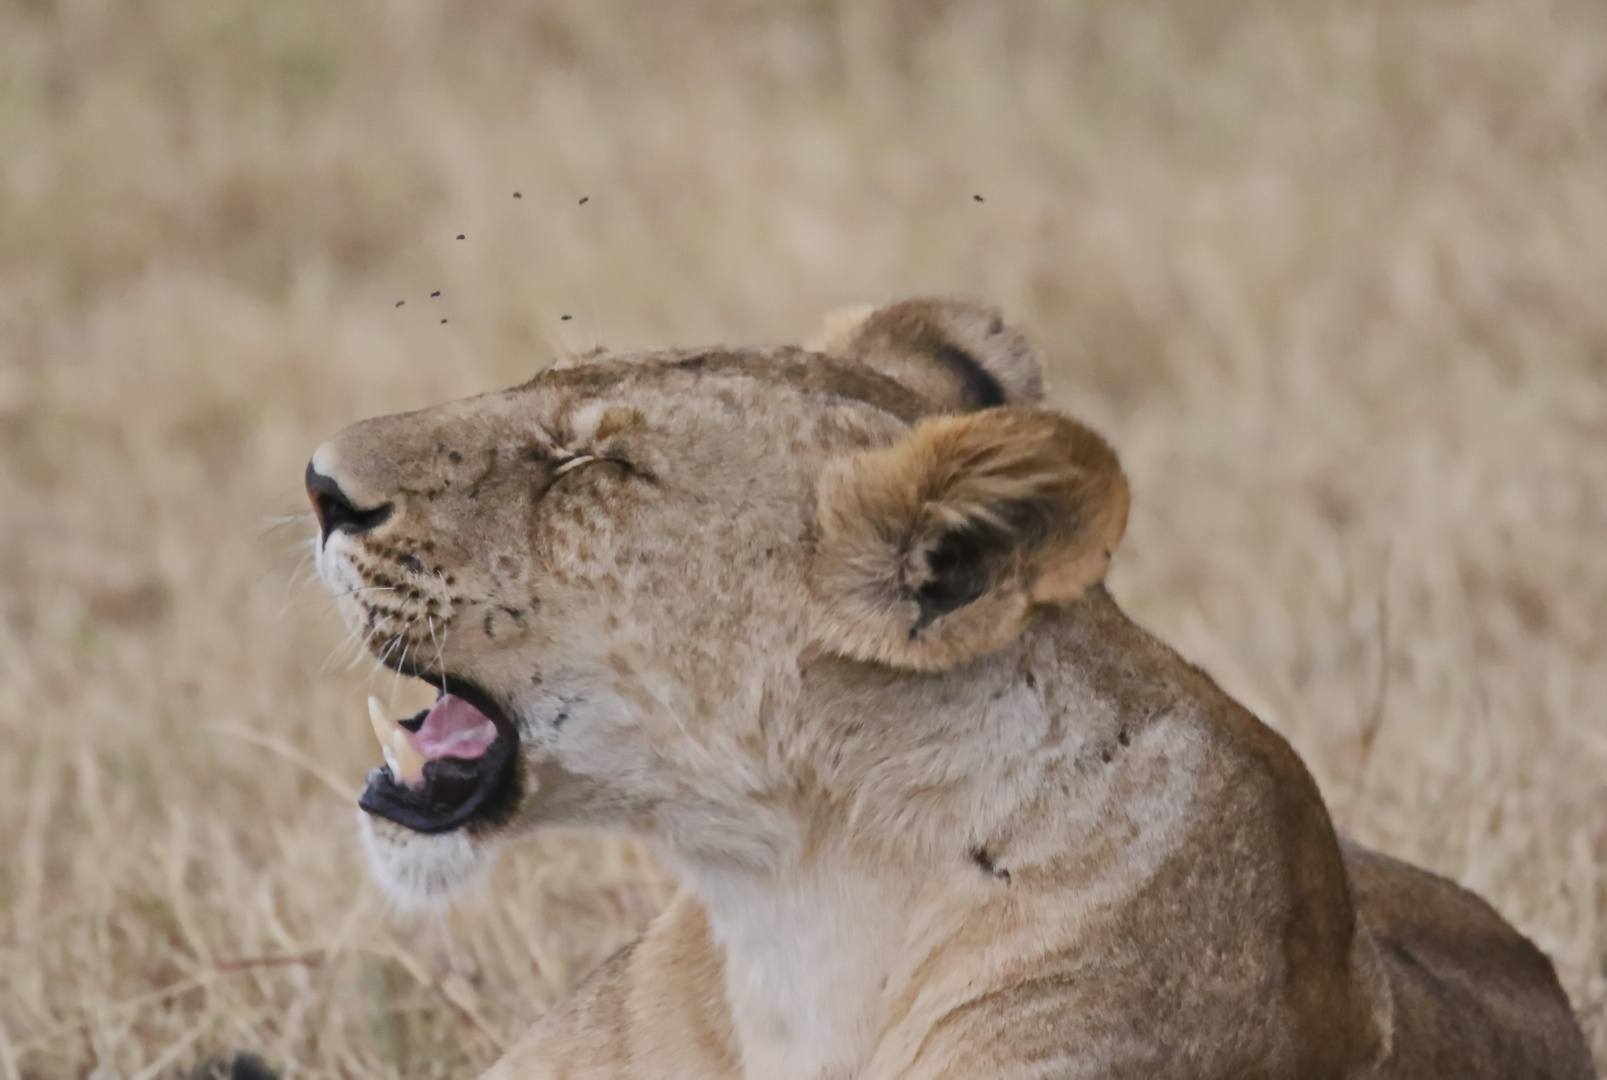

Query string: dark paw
[189,1051,279,1080]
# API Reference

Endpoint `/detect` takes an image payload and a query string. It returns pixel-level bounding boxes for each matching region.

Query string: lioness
[309,299,1593,1079]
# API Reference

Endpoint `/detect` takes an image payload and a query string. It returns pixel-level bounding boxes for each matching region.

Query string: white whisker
[321,621,368,676]
[425,615,448,680]
[552,455,596,477]
[330,585,400,601]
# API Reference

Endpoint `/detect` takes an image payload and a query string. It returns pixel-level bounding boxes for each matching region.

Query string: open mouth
[359,678,520,834]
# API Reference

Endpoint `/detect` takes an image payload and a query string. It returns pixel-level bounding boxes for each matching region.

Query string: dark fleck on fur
[969,846,1010,881]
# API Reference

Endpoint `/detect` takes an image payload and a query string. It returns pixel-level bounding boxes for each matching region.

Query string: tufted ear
[811,407,1128,670]
[807,298,1044,413]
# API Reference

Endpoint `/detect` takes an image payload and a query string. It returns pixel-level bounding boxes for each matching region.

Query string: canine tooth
[368,696,427,787]
[391,732,428,787]
[368,695,393,750]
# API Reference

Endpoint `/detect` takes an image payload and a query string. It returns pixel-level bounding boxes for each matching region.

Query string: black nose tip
[306,462,393,540]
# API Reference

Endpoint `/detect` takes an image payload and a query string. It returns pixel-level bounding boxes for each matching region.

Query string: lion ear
[807,298,1044,413]
[811,407,1128,671]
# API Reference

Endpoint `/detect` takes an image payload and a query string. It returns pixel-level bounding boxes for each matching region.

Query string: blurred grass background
[1,0,1604,1076]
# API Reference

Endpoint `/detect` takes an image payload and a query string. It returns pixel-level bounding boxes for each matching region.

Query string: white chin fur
[358,809,498,909]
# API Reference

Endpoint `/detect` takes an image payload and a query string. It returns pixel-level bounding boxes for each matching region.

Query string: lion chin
[309,297,1594,1080]
[357,810,498,910]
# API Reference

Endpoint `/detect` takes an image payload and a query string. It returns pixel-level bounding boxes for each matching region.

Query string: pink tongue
[407,694,499,761]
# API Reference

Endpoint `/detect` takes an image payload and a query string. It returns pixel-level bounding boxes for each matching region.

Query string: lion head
[308,299,1128,904]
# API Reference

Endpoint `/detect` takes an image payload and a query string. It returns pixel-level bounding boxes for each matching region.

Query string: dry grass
[1,0,1604,1075]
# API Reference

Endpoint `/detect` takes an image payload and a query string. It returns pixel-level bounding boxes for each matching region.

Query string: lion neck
[654,593,1168,1080]
[666,850,914,1080]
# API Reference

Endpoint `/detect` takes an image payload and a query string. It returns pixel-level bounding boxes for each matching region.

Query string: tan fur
[311,299,1593,1079]
[810,297,1044,411]
[813,407,1128,670]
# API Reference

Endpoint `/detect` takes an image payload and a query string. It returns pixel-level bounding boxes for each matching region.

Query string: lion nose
[306,459,393,541]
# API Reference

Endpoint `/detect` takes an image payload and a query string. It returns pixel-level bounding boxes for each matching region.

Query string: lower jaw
[357,733,520,834]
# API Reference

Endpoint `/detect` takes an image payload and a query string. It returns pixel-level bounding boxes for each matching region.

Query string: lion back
[1344,842,1594,1079]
